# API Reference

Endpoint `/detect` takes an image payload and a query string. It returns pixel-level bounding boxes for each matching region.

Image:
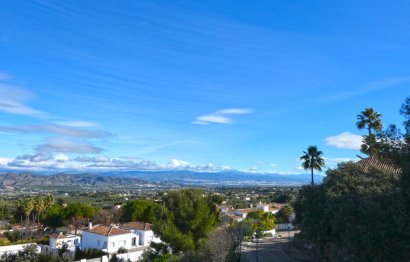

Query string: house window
[97,240,100,246]
[132,237,136,246]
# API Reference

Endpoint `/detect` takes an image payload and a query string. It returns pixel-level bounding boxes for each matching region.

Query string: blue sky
[0,0,409,174]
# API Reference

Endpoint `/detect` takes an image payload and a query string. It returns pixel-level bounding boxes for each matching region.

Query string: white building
[49,233,80,251]
[120,222,159,247]
[81,224,136,254]
[233,208,255,218]
[256,202,281,214]
[0,243,40,256]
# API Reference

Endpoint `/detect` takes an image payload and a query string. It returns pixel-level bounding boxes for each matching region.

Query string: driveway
[240,236,318,262]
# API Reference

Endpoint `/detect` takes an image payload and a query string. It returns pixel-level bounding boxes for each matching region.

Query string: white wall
[134,230,157,246]
[50,236,80,251]
[0,243,40,256]
[256,204,269,212]
[81,232,135,253]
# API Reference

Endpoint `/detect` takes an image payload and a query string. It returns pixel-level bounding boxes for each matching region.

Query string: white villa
[120,222,160,247]
[81,224,136,254]
[81,222,159,255]
[49,233,80,251]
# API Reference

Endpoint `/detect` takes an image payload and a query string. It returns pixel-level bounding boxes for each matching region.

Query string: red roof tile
[357,156,402,174]
[88,225,130,236]
[121,222,153,231]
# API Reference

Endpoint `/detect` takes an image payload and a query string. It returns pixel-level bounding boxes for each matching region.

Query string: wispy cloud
[0,124,113,138]
[56,121,98,127]
[193,108,253,125]
[323,76,410,102]
[35,137,104,154]
[0,84,44,117]
[325,132,362,150]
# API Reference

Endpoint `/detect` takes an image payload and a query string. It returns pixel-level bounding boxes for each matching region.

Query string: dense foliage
[121,199,159,223]
[294,97,410,261]
[0,245,72,262]
[245,210,276,232]
[153,189,219,253]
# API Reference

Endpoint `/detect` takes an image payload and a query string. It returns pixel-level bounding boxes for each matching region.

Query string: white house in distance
[120,222,160,246]
[81,224,136,254]
[256,202,281,214]
[0,243,40,257]
[233,208,255,219]
[49,233,80,251]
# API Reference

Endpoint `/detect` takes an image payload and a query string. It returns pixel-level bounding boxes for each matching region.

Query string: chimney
[88,222,93,230]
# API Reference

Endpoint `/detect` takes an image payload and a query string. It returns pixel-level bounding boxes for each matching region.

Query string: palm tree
[44,194,55,208]
[18,197,34,224]
[34,195,46,225]
[300,146,325,185]
[356,107,383,156]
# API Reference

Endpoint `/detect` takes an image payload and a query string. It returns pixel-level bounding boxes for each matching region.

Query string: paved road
[240,235,317,262]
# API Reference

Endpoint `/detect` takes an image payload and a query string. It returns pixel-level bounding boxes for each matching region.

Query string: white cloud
[0,84,44,117]
[0,124,113,138]
[3,154,231,172]
[35,137,104,154]
[57,121,98,127]
[0,157,13,166]
[167,159,190,168]
[325,132,362,150]
[193,108,253,125]
[270,163,277,168]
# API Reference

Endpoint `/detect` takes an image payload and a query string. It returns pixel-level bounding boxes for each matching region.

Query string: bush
[117,246,127,254]
[75,247,107,260]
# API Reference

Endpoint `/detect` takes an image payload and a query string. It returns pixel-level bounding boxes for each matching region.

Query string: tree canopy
[294,97,410,261]
[153,189,219,253]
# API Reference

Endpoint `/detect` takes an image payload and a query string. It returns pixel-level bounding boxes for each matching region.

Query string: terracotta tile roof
[50,233,77,240]
[236,208,257,213]
[121,222,153,231]
[87,225,131,236]
[357,156,402,174]
[225,213,244,220]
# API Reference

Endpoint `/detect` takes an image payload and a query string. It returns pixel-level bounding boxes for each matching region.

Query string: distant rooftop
[357,156,402,174]
[50,233,79,240]
[121,222,153,231]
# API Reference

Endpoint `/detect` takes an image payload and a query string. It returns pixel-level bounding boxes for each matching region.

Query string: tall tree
[300,146,325,185]
[18,197,34,224]
[34,195,46,225]
[153,189,218,253]
[356,107,383,156]
[400,96,410,134]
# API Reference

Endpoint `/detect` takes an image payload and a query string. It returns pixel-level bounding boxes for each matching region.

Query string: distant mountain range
[0,170,323,189]
[101,170,323,186]
[0,172,148,190]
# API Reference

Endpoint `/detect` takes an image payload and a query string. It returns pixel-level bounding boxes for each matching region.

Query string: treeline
[294,97,410,261]
[126,189,252,261]
[4,188,270,261]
